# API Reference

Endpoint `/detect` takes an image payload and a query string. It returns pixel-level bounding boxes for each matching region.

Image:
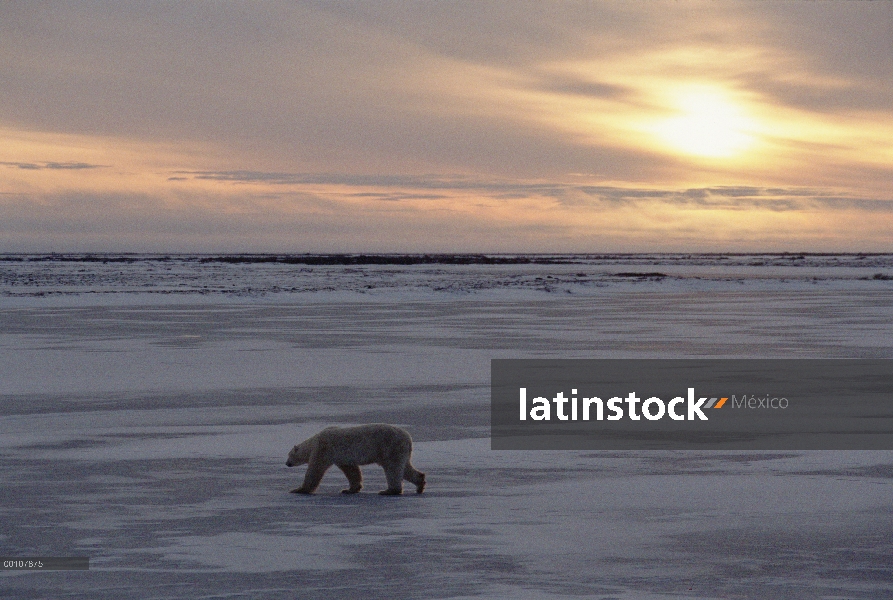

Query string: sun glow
[651,87,758,159]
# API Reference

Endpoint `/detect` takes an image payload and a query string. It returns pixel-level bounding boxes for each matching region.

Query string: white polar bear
[286,424,426,495]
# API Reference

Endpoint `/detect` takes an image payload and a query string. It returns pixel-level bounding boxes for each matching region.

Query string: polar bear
[286,424,426,495]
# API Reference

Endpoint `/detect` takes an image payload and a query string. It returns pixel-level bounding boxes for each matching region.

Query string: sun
[650,87,757,159]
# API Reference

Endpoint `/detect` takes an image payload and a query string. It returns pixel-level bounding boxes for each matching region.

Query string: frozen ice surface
[1,255,892,599]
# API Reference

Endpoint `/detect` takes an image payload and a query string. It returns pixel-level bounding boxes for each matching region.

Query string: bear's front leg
[337,464,363,494]
[290,460,330,494]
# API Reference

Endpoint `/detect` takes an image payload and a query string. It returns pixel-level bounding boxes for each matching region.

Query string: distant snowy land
[2,253,892,304]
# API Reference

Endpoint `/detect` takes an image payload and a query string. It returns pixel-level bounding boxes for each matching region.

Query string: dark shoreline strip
[0,252,891,266]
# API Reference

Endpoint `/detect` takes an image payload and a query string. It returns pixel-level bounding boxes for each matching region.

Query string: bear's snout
[286,459,293,467]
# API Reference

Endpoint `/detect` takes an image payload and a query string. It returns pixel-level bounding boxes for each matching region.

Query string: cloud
[582,185,893,213]
[525,72,633,101]
[1,179,890,253]
[4,2,887,182]
[180,170,564,193]
[1,161,104,170]
[171,169,893,214]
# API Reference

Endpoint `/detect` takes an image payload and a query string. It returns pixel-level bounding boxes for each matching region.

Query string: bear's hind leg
[379,463,404,495]
[403,463,426,494]
[337,464,363,494]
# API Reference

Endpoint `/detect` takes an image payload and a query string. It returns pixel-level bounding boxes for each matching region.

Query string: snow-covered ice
[1,255,891,599]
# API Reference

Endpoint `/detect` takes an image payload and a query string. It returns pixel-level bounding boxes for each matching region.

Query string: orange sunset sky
[1,1,892,252]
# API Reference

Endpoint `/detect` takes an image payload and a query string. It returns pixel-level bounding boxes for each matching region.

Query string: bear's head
[285,441,311,467]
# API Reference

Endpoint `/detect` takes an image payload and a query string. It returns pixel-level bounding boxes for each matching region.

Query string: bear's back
[319,424,412,465]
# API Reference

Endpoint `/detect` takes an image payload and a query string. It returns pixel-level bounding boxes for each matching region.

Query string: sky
[1,1,892,252]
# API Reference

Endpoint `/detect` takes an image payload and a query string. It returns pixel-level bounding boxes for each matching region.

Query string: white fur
[286,424,426,495]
